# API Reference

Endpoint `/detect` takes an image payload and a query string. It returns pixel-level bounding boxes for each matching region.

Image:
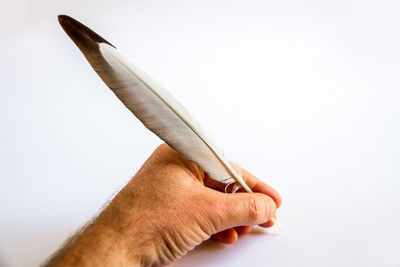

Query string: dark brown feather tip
[58,15,115,53]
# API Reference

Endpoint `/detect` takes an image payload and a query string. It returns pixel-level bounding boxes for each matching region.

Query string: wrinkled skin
[44,144,282,267]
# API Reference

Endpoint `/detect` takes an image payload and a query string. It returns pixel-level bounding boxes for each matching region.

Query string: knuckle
[247,196,272,224]
[247,197,263,223]
[156,143,170,151]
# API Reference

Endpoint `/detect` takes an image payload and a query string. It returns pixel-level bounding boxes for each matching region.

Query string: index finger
[231,163,282,208]
[204,162,282,208]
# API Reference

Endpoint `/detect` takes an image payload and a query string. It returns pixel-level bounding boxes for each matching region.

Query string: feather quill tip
[271,218,283,232]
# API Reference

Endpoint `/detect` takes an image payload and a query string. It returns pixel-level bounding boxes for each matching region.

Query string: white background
[1,0,399,266]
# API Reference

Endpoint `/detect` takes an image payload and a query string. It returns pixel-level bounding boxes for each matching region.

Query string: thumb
[209,192,277,233]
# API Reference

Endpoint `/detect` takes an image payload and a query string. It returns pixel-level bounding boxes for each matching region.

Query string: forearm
[42,192,157,267]
[43,216,130,266]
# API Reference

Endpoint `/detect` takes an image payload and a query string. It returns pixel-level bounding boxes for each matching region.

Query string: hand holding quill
[58,15,282,230]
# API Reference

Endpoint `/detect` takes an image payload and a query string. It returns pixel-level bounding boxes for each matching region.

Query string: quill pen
[58,15,281,230]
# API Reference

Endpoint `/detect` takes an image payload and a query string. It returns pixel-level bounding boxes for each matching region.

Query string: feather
[58,14,251,192]
[58,15,282,229]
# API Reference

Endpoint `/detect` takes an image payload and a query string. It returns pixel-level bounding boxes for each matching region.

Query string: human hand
[44,144,281,266]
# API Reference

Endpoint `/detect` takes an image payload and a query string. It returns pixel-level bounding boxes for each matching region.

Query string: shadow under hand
[171,227,279,266]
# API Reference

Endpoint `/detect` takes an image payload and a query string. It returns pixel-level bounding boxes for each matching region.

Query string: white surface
[1,1,399,266]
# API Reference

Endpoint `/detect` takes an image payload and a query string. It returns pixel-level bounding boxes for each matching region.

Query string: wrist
[99,190,162,266]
